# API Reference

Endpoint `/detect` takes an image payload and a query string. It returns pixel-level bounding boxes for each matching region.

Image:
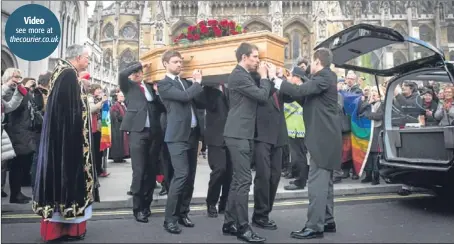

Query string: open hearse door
[315,23,454,194]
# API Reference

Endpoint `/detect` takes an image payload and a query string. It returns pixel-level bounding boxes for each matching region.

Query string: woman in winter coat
[420,89,440,126]
[3,71,37,204]
[434,86,454,126]
[1,68,28,198]
[359,86,384,185]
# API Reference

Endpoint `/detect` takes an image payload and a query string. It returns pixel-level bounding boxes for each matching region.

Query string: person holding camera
[2,70,37,204]
[1,68,28,199]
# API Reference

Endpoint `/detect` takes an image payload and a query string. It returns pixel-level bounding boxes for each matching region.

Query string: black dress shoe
[222,222,238,236]
[324,222,336,233]
[284,183,304,191]
[134,211,148,223]
[143,208,151,218]
[2,191,8,198]
[252,218,277,230]
[164,221,182,234]
[237,226,266,243]
[290,227,323,239]
[159,188,167,196]
[127,191,133,196]
[178,216,195,227]
[207,205,218,218]
[351,174,359,180]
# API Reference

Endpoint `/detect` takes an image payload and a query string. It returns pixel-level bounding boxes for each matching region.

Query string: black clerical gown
[32,59,99,220]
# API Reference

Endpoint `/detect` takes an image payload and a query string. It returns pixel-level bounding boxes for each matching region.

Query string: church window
[103,23,115,39]
[419,24,434,44]
[447,25,454,43]
[121,23,137,39]
[393,51,407,66]
[292,31,301,59]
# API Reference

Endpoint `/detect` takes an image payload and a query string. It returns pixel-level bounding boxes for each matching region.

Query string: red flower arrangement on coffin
[173,19,247,44]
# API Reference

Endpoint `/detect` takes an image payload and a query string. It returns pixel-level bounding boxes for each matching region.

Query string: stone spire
[270,1,283,36]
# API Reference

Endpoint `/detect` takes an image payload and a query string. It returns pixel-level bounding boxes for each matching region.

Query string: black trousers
[129,128,162,212]
[9,153,33,199]
[206,145,232,206]
[289,137,309,187]
[253,141,282,220]
[281,144,290,172]
[164,129,198,223]
[91,131,103,175]
[160,142,174,192]
[224,137,253,228]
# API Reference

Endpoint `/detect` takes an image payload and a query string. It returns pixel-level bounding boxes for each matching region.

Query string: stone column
[270,1,283,36]
[114,1,121,65]
[312,1,328,45]
[153,1,166,48]
[407,5,414,60]
[434,4,441,49]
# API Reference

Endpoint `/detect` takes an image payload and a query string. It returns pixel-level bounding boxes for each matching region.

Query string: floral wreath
[173,19,246,44]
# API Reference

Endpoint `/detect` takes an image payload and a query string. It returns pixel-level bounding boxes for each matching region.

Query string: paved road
[2,194,453,243]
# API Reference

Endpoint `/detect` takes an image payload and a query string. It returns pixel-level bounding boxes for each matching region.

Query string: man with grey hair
[345,71,363,94]
[32,44,98,241]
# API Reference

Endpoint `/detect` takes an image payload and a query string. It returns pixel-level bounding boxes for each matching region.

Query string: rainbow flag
[100,101,111,151]
[340,91,373,177]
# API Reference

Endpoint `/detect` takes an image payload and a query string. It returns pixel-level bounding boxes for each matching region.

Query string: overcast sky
[86,1,113,18]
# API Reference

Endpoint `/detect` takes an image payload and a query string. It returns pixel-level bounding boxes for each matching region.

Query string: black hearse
[316,23,454,196]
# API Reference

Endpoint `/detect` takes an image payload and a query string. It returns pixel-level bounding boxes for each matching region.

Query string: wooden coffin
[140,31,288,83]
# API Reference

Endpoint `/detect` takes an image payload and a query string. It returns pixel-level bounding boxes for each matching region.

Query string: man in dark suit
[157,50,204,234]
[273,48,342,239]
[119,61,165,223]
[199,83,231,218]
[251,71,290,230]
[222,42,273,243]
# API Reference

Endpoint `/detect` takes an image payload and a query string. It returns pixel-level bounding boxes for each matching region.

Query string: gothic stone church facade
[88,0,454,76]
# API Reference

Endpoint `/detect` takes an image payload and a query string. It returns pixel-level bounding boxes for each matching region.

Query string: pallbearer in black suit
[119,61,165,223]
[274,48,342,239]
[251,69,290,230]
[157,50,204,234]
[199,83,231,218]
[222,42,273,243]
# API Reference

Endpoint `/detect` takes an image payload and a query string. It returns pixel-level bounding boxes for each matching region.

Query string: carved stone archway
[283,18,311,65]
[242,18,272,32]
[171,19,195,37]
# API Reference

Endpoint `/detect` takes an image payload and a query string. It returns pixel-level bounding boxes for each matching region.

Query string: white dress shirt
[166,73,197,128]
[141,81,153,128]
[273,77,284,90]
